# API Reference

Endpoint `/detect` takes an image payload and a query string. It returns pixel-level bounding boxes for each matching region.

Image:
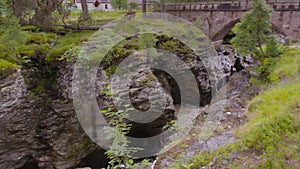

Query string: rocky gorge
[0,29,260,169]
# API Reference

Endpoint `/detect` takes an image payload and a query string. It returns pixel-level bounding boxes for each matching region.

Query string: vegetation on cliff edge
[179,47,300,169]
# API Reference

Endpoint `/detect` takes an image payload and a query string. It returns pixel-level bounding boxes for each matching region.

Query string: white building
[70,0,159,11]
[74,0,113,11]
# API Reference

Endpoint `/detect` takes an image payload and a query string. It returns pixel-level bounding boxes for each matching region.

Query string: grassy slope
[184,47,300,169]
[0,10,127,77]
[46,30,96,62]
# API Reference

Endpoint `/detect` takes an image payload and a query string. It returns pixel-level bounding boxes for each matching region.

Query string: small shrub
[255,57,278,81]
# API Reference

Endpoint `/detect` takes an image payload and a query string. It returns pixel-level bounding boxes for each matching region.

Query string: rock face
[216,45,253,77]
[0,35,227,169]
[0,60,107,169]
[154,45,258,168]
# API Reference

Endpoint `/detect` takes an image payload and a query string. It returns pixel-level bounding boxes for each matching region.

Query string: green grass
[0,31,56,59]
[64,10,127,19]
[238,83,300,167]
[0,28,95,63]
[54,10,128,26]
[182,47,300,169]
[21,25,40,32]
[16,32,57,58]
[268,48,300,83]
[0,59,19,77]
[89,10,128,19]
[46,30,96,62]
[27,32,57,44]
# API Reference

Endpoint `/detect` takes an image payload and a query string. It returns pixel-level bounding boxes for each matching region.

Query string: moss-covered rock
[0,59,19,77]
[46,30,96,62]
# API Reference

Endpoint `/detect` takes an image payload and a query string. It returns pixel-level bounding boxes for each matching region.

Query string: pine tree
[265,36,282,58]
[231,0,273,58]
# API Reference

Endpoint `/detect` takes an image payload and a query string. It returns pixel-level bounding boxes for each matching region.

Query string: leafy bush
[100,85,143,169]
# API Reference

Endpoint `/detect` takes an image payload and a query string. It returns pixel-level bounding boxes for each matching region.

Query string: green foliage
[46,30,95,62]
[15,32,56,60]
[0,59,19,77]
[100,95,141,168]
[189,152,213,168]
[238,83,300,167]
[254,57,278,82]
[28,32,55,44]
[21,25,40,32]
[0,0,7,9]
[101,34,195,76]
[185,47,300,168]
[231,0,273,58]
[268,48,300,83]
[0,14,28,62]
[253,47,298,83]
[129,1,138,10]
[101,38,138,76]
[158,37,192,57]
[265,37,282,58]
[100,84,153,168]
[110,0,128,10]
[166,0,237,2]
[59,46,80,62]
[51,26,66,32]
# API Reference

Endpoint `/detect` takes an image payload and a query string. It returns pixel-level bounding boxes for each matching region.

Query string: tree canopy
[230,0,276,58]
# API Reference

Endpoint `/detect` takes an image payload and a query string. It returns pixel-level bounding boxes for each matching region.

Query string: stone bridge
[164,0,300,42]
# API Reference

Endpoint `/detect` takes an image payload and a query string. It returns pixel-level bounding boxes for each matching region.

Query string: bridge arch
[211,18,287,42]
[211,18,240,42]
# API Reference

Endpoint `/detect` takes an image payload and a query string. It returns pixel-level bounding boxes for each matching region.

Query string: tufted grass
[237,83,300,168]
[180,47,300,169]
[268,47,300,83]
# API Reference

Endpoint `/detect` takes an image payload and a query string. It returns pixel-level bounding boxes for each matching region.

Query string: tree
[110,0,128,10]
[161,0,166,13]
[230,0,273,58]
[265,36,282,58]
[0,0,7,17]
[80,0,90,20]
[142,0,146,14]
[32,0,62,31]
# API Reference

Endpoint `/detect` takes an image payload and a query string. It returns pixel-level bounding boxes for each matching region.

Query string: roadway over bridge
[164,0,300,42]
